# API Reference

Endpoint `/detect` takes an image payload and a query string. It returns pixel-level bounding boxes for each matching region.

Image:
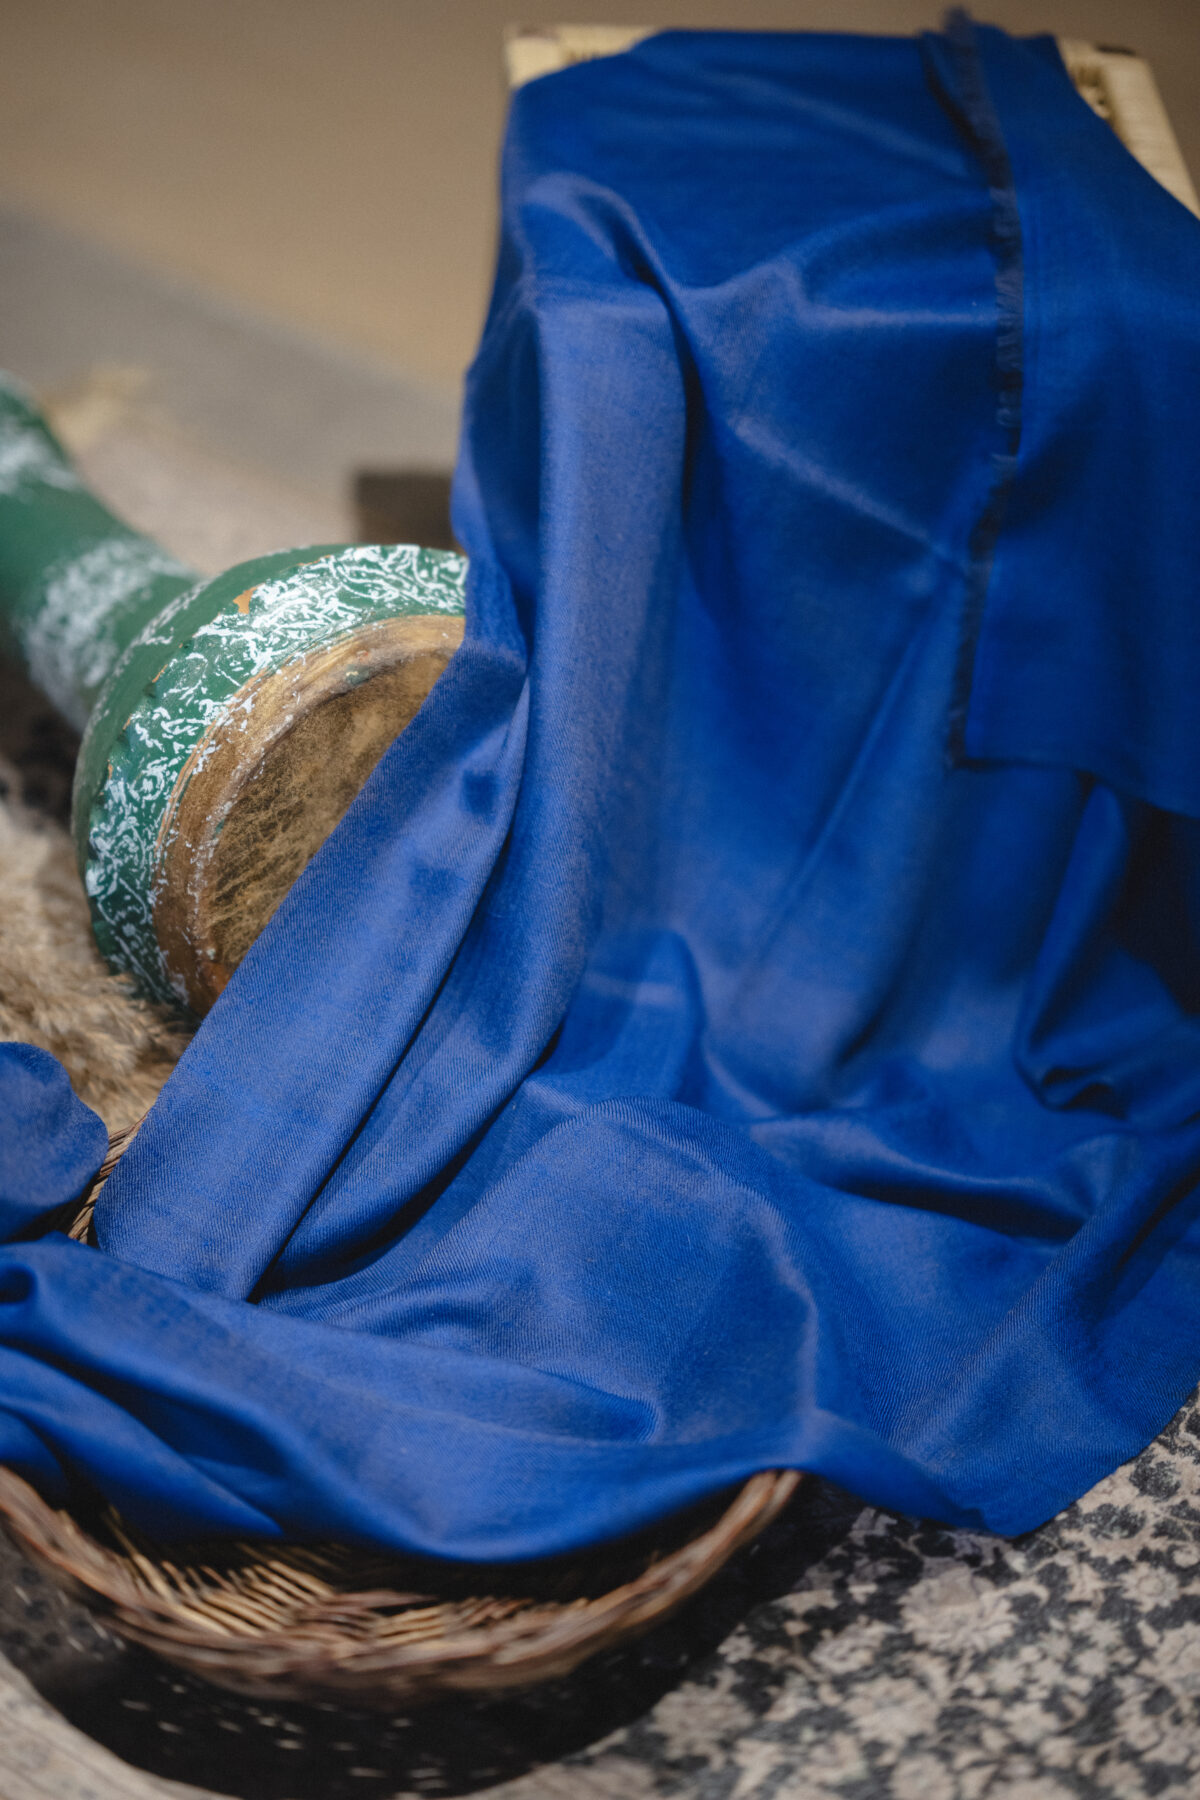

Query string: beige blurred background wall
[0,0,1197,402]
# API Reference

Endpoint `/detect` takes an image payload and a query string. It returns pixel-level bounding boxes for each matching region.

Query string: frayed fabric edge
[925,10,1026,764]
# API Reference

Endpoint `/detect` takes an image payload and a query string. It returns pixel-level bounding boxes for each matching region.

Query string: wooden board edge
[503,24,653,90]
[1057,39,1198,217]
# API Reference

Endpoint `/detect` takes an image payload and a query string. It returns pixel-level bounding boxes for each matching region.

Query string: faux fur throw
[0,758,188,1136]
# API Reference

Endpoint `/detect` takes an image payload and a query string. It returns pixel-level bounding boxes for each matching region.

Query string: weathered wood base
[155,612,463,1012]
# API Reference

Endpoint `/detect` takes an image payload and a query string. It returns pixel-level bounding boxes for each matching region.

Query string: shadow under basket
[0,1145,798,1706]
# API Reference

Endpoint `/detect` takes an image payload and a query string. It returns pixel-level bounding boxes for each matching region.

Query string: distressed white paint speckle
[0,415,83,499]
[18,536,191,729]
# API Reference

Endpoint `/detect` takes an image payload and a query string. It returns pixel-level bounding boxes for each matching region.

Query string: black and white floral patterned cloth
[591,1397,1200,1800]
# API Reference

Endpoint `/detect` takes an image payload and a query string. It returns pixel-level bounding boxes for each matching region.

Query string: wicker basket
[0,1128,799,1707]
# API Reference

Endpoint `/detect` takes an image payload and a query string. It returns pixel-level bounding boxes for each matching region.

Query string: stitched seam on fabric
[938,10,1025,764]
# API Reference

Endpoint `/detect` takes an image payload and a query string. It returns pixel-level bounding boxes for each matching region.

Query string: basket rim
[0,1463,800,1697]
[1,1119,802,1700]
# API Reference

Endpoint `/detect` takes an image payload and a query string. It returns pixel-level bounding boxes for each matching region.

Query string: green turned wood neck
[0,375,199,731]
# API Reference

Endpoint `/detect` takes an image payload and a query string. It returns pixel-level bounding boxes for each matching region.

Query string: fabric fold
[1,21,1199,1555]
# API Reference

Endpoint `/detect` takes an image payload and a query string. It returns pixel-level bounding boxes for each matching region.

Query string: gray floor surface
[0,205,457,531]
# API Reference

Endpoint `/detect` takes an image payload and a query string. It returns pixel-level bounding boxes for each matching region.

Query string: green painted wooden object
[0,374,466,1013]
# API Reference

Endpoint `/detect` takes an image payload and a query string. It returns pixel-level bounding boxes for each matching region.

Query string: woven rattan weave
[0,1463,798,1705]
[0,1128,799,1705]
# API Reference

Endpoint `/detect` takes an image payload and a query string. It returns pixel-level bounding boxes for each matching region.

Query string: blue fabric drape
[2,21,1200,1556]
